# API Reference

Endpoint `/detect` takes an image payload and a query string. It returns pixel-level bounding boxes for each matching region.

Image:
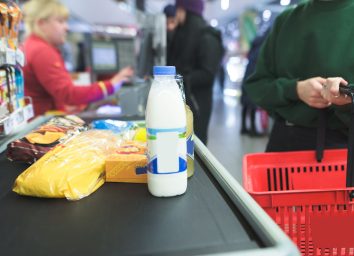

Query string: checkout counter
[0,116,300,256]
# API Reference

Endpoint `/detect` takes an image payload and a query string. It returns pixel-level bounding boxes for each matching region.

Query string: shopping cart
[243,85,354,256]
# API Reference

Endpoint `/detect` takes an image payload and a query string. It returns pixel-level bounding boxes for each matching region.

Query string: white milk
[145,66,187,197]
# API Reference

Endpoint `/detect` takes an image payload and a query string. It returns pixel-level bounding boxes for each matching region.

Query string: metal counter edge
[194,136,300,256]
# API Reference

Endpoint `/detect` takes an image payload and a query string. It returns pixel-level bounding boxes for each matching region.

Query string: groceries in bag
[13,130,119,200]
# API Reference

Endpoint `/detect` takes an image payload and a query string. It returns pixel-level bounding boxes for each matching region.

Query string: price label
[0,50,6,66]
[23,104,34,121]
[3,116,14,135]
[13,110,24,125]
[6,48,16,65]
[16,49,25,67]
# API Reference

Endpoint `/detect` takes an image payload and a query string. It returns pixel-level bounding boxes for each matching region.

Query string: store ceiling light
[280,0,291,6]
[210,19,219,27]
[221,0,229,11]
[262,10,272,21]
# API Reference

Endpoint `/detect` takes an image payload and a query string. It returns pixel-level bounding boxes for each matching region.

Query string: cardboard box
[105,142,147,183]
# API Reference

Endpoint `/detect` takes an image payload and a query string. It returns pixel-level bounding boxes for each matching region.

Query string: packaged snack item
[13,130,119,200]
[25,131,65,144]
[105,141,148,183]
[133,127,147,142]
[7,1,21,49]
[7,115,86,164]
[91,119,134,134]
[0,2,9,49]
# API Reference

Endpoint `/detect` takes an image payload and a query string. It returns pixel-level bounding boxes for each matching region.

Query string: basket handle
[339,84,354,198]
[349,191,354,201]
[339,84,354,97]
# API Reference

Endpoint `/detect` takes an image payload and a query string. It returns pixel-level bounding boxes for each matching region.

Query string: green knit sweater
[245,0,354,132]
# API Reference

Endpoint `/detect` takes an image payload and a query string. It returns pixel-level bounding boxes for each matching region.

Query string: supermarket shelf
[0,103,34,136]
[0,48,25,67]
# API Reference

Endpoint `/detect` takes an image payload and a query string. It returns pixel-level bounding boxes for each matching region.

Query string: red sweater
[23,35,115,116]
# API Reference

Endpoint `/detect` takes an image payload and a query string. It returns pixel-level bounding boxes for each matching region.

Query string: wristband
[98,81,108,97]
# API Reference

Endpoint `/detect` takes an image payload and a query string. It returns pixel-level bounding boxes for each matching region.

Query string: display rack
[0,96,33,135]
[0,1,33,137]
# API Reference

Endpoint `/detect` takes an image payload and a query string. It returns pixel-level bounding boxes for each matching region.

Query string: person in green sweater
[244,0,354,152]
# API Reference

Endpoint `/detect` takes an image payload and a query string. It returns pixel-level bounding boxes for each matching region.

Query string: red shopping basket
[243,149,354,256]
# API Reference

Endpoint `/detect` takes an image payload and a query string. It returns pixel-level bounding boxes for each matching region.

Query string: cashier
[22,0,134,117]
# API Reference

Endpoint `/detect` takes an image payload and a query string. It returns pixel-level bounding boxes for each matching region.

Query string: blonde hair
[23,0,69,37]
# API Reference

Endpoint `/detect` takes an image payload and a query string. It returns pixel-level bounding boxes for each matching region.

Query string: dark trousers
[241,104,257,133]
[187,90,212,145]
[266,120,348,152]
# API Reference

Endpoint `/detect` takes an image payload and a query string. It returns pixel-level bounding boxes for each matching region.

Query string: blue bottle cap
[153,66,176,76]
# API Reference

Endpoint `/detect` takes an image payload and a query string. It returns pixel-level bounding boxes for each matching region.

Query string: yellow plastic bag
[13,130,119,200]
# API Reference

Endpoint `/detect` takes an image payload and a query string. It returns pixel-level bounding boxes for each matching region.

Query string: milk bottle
[146,66,187,197]
[145,66,187,197]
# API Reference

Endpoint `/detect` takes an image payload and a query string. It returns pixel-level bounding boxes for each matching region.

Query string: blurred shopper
[163,4,177,64]
[245,0,354,153]
[163,4,177,33]
[168,0,224,144]
[22,0,134,117]
[217,62,226,92]
[240,29,270,137]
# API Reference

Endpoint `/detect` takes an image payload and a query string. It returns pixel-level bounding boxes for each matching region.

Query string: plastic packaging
[176,75,194,177]
[15,68,24,108]
[91,119,134,134]
[0,2,9,49]
[13,130,119,200]
[145,66,187,197]
[7,1,21,50]
[7,115,86,164]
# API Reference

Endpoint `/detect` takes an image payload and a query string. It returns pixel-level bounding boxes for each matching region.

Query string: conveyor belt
[0,116,300,256]
[0,151,260,256]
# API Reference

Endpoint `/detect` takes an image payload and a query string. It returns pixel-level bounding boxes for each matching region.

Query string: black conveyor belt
[0,115,300,256]
[0,151,259,256]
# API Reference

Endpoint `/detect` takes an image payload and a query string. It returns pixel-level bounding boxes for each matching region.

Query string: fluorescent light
[223,88,239,97]
[262,10,272,21]
[210,19,218,27]
[221,0,229,11]
[280,0,291,6]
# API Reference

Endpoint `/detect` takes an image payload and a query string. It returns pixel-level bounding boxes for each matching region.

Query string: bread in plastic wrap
[13,130,119,200]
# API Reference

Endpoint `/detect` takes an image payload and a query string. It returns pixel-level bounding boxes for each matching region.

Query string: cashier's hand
[110,66,134,92]
[297,77,330,108]
[321,77,351,106]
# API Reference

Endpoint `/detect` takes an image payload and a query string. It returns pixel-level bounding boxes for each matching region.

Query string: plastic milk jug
[145,66,187,197]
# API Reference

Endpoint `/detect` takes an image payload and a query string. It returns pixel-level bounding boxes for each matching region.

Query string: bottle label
[187,134,194,160]
[147,127,187,174]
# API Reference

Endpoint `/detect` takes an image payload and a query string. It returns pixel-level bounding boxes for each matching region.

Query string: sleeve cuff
[333,104,351,112]
[100,80,114,96]
[280,78,299,101]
